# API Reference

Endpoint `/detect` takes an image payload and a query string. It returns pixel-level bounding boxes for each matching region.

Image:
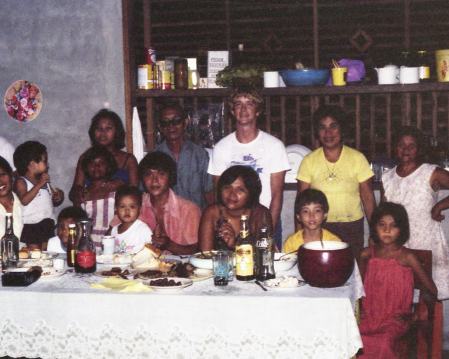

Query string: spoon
[320,236,324,249]
[255,280,268,291]
[274,250,297,261]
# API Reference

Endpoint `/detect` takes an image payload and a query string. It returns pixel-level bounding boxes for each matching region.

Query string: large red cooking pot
[297,241,354,288]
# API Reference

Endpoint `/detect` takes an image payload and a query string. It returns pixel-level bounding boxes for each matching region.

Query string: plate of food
[189,251,217,270]
[264,276,305,289]
[137,262,194,280]
[144,277,193,292]
[94,267,132,279]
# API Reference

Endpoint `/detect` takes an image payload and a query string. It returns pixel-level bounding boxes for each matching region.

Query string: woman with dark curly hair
[199,165,273,251]
[69,109,138,204]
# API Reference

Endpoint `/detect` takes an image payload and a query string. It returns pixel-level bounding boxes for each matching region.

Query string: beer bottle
[255,227,275,281]
[235,215,255,281]
[75,219,96,274]
[1,213,19,272]
[66,223,77,268]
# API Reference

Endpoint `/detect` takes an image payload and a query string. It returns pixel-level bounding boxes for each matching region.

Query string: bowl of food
[279,69,330,87]
[189,251,217,270]
[297,241,354,288]
[273,252,297,272]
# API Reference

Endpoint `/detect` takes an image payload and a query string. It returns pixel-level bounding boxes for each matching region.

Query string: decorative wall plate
[4,80,43,122]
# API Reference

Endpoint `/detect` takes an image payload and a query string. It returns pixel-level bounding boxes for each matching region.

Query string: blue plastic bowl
[280,69,330,87]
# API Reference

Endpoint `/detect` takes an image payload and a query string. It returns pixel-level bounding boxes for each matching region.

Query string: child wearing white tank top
[13,141,64,250]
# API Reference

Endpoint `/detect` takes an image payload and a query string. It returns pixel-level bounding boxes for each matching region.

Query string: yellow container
[331,67,348,86]
[435,49,449,82]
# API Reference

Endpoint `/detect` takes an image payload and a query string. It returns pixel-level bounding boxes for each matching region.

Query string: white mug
[264,71,280,88]
[399,66,420,84]
[102,235,115,255]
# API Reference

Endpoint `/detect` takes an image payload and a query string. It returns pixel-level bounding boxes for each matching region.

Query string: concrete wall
[0,0,125,207]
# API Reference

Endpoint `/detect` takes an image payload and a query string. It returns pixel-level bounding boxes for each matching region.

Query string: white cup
[102,235,115,255]
[53,258,65,271]
[264,71,280,88]
[399,66,420,84]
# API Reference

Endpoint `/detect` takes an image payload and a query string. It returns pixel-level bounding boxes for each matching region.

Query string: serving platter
[264,276,305,289]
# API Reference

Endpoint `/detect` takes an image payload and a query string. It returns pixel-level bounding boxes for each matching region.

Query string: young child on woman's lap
[357,202,437,358]
[13,141,64,250]
[78,146,123,250]
[47,207,87,253]
[283,189,340,253]
[110,185,152,254]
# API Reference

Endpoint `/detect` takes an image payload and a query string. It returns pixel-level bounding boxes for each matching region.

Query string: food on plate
[193,268,213,277]
[30,249,41,259]
[19,247,29,259]
[100,267,131,277]
[149,277,182,287]
[195,251,215,260]
[137,262,195,280]
[132,243,161,270]
[264,276,302,288]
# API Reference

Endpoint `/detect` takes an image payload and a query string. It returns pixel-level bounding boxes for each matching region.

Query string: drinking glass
[213,250,230,286]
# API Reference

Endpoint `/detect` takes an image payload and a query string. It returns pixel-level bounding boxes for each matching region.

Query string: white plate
[144,277,193,292]
[285,144,311,183]
[189,251,217,270]
[96,254,132,266]
[264,276,305,289]
[190,268,213,282]
[40,268,66,279]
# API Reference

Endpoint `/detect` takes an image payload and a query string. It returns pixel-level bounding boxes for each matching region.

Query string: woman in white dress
[381,126,449,300]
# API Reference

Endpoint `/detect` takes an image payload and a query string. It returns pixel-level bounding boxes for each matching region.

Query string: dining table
[0,257,364,359]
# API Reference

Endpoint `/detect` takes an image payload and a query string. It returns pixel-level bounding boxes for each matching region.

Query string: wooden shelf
[135,82,449,98]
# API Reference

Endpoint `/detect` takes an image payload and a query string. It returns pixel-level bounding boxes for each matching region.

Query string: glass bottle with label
[255,227,275,281]
[417,50,430,81]
[235,214,255,281]
[66,223,77,268]
[75,219,96,274]
[1,213,19,272]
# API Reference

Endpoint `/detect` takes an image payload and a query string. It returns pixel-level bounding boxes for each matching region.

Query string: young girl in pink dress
[358,202,437,359]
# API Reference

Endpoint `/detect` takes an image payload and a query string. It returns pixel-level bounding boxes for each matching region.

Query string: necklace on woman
[325,161,338,182]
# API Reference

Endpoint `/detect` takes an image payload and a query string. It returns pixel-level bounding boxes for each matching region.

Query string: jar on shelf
[174,58,188,90]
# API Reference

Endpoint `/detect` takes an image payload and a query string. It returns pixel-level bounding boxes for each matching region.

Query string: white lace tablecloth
[0,265,364,359]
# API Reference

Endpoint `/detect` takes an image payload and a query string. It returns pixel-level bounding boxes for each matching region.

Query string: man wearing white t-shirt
[208,89,290,247]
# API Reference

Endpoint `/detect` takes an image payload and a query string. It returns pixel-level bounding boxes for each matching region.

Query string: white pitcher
[375,65,399,85]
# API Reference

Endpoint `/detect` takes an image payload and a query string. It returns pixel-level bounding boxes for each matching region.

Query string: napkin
[90,277,152,292]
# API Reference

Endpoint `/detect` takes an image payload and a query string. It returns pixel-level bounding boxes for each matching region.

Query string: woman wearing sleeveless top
[199,165,272,251]
[69,109,138,205]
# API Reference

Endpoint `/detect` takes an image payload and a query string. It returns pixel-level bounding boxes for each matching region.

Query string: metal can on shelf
[137,64,150,89]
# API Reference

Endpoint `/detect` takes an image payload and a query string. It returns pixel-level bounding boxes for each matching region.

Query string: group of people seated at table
[0,87,448,358]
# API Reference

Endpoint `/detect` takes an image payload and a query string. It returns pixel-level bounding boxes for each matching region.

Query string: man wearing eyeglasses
[155,104,213,209]
[207,89,290,249]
